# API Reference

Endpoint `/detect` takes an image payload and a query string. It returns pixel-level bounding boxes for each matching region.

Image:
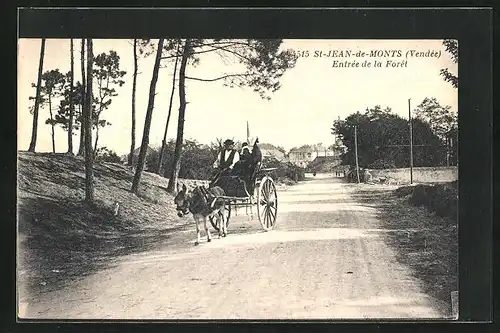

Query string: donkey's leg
[224,217,228,237]
[221,210,227,237]
[194,216,201,246]
[216,213,223,238]
[218,214,223,239]
[217,212,224,238]
[204,216,212,242]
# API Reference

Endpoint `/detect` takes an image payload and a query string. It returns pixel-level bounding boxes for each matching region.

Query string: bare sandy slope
[19,175,447,320]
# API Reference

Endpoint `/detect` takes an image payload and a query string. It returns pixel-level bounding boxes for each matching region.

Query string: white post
[354,126,360,184]
[409,98,413,184]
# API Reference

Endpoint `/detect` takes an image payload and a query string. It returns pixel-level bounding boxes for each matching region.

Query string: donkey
[174,183,227,245]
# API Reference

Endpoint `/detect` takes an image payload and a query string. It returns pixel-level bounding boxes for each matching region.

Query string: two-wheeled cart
[208,163,278,232]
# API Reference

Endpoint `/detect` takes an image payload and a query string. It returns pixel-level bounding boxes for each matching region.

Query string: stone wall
[366,166,458,184]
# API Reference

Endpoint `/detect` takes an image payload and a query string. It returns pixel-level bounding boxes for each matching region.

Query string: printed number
[296,50,309,57]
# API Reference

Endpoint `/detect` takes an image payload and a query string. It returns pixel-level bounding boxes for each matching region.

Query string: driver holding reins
[213,139,240,177]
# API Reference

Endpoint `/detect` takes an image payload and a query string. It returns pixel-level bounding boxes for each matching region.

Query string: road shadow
[349,187,458,317]
[17,196,190,298]
[224,201,378,238]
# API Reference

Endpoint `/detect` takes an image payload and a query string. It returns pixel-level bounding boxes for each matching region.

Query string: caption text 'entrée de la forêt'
[292,49,442,68]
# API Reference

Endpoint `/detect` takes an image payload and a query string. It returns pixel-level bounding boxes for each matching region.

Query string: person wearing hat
[232,142,252,177]
[240,142,251,162]
[213,139,240,175]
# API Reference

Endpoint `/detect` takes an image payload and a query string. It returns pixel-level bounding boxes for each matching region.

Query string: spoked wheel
[257,176,278,231]
[209,202,231,232]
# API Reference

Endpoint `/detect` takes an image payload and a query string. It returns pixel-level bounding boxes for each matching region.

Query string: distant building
[310,155,342,173]
[259,143,286,161]
[123,145,158,170]
[288,146,315,167]
[288,142,345,168]
[288,144,332,167]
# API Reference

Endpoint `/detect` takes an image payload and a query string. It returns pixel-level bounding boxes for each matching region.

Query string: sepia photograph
[17,37,459,320]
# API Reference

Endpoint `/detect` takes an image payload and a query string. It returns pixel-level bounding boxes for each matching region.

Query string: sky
[18,39,458,155]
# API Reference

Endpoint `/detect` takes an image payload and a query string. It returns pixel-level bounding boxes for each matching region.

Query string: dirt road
[19,174,447,320]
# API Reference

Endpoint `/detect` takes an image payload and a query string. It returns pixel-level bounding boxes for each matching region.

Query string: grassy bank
[352,184,458,317]
[17,151,297,298]
[17,152,207,297]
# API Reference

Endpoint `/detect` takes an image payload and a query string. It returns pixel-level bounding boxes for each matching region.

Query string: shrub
[432,184,458,219]
[367,159,397,169]
[262,156,306,182]
[346,167,366,182]
[407,182,458,222]
[306,157,340,173]
[424,185,438,211]
[148,140,216,180]
[95,147,122,164]
[395,185,414,197]
[409,184,429,206]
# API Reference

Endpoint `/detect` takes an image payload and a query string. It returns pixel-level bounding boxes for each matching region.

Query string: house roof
[258,143,278,150]
[257,143,285,157]
[289,147,313,153]
[132,145,157,156]
[290,142,344,154]
[261,148,284,155]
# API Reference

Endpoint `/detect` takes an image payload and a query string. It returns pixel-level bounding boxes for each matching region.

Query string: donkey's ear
[182,183,187,192]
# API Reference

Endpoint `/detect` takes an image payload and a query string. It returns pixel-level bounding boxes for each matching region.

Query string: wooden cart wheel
[209,202,231,232]
[257,176,278,231]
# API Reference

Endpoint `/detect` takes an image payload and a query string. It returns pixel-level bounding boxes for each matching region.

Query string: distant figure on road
[364,169,373,182]
[313,171,317,177]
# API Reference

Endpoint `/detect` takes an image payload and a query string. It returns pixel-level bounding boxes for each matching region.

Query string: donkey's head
[173,183,191,217]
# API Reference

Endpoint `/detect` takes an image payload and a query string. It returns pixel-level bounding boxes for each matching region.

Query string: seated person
[239,139,262,181]
[250,138,262,164]
[211,138,263,196]
[243,138,263,195]
[240,142,251,161]
[232,142,251,177]
[212,139,240,178]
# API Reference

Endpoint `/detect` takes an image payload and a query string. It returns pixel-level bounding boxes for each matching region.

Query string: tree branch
[195,40,240,48]
[215,47,253,63]
[185,73,251,82]
[160,45,225,60]
[160,40,255,61]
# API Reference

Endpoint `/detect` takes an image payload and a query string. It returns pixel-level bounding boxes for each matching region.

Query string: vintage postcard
[17,38,459,320]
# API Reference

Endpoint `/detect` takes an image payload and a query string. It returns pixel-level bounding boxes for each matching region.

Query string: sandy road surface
[19,174,446,320]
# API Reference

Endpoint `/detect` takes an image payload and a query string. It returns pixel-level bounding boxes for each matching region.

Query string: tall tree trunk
[131,39,165,194]
[78,105,84,153]
[167,39,191,193]
[157,41,180,175]
[28,38,46,152]
[93,121,100,157]
[78,117,86,156]
[128,39,138,166]
[84,38,94,203]
[68,38,75,154]
[49,97,55,153]
[78,38,86,156]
